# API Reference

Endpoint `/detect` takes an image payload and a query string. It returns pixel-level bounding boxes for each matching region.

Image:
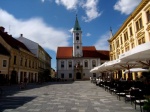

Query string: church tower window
[76,36,79,40]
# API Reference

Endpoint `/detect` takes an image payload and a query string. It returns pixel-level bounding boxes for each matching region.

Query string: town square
[0,0,150,112]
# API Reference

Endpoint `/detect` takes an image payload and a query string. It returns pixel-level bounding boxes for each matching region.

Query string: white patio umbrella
[124,68,149,73]
[90,66,99,73]
[97,62,109,72]
[105,59,142,71]
[119,42,150,62]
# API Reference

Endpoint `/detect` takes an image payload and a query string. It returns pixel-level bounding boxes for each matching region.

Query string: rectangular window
[139,18,143,28]
[20,58,23,66]
[129,27,133,36]
[61,61,64,68]
[136,18,143,31]
[124,31,128,41]
[14,56,16,65]
[120,37,122,44]
[69,73,72,78]
[84,61,88,67]
[116,39,119,48]
[68,61,72,68]
[3,60,7,67]
[92,61,96,67]
[136,21,139,31]
[146,10,150,22]
[61,73,64,78]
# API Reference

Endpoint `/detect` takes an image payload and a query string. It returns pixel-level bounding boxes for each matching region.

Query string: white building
[56,16,109,80]
[17,35,51,81]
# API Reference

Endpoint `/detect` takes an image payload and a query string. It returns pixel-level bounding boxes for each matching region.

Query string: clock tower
[73,15,83,57]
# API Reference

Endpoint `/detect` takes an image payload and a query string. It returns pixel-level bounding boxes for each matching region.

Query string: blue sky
[0,0,142,70]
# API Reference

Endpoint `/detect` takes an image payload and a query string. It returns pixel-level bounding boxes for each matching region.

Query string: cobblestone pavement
[0,81,142,112]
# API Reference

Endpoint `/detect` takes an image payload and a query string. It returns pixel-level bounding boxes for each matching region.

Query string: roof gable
[0,30,30,52]
[0,43,10,56]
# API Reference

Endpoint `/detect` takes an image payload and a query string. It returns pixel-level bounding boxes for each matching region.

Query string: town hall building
[56,16,109,80]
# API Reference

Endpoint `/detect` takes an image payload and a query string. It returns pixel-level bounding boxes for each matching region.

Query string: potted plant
[143,99,150,112]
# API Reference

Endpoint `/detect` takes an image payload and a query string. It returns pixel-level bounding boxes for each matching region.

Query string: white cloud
[86,33,91,37]
[0,9,70,52]
[82,0,101,22]
[41,0,45,3]
[69,28,73,34]
[55,0,78,10]
[54,0,100,22]
[114,0,142,15]
[94,32,110,50]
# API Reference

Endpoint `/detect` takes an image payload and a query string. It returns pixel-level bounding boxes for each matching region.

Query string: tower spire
[73,15,81,31]
[110,27,113,38]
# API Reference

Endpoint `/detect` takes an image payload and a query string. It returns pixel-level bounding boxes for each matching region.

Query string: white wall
[57,58,101,79]
[17,36,38,57]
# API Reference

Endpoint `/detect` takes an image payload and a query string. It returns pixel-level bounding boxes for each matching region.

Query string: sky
[0,0,142,70]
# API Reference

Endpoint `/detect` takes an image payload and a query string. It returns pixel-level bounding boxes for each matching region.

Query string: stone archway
[76,72,81,79]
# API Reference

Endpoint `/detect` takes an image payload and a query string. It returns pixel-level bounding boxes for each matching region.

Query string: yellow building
[0,27,38,84]
[18,35,52,82]
[108,0,150,80]
[0,43,10,85]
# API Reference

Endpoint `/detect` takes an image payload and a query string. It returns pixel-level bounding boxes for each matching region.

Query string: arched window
[77,46,79,49]
[92,60,96,67]
[61,61,64,68]
[76,36,79,40]
[84,60,88,67]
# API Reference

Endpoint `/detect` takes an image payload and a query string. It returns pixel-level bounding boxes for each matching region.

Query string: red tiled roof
[57,47,73,59]
[56,46,109,60]
[0,30,30,52]
[0,43,10,56]
[97,50,110,60]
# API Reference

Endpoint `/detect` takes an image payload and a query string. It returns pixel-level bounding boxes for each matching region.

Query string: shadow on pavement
[0,81,75,97]
[0,96,36,111]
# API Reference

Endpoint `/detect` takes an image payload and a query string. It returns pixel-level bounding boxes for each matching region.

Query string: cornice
[110,0,149,42]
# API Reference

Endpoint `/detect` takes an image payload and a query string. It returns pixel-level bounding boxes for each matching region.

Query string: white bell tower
[73,15,83,57]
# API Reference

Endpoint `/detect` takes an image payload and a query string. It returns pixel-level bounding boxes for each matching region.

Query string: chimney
[0,26,5,32]
[20,34,23,37]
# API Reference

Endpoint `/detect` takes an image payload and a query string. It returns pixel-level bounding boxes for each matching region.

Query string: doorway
[76,72,81,79]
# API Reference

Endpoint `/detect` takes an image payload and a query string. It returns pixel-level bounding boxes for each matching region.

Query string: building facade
[0,43,10,84]
[108,0,150,80]
[0,26,51,84]
[56,16,109,80]
[17,35,52,82]
[109,0,150,61]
